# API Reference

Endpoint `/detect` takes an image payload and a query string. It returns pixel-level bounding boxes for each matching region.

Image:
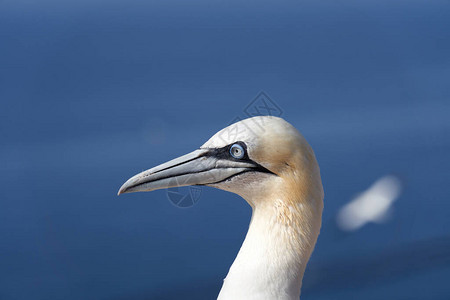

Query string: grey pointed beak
[118,148,256,195]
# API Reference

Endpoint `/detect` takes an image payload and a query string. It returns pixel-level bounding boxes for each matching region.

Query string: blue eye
[230,144,245,159]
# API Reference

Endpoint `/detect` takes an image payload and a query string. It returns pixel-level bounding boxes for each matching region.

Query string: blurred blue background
[1,0,450,299]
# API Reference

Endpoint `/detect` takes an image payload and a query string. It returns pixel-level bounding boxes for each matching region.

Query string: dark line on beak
[150,151,207,176]
[199,170,250,185]
[202,165,276,186]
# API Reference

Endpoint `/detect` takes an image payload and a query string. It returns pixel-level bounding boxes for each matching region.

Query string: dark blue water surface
[1,1,450,299]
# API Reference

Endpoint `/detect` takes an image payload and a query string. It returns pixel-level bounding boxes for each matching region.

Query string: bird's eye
[230,144,245,159]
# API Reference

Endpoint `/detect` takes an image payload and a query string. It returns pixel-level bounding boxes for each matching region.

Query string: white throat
[217,196,322,300]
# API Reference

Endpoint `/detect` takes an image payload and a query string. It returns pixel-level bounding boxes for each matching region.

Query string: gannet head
[118,116,324,300]
[118,116,323,209]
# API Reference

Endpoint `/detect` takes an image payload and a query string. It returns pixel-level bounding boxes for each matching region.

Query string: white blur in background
[337,175,403,232]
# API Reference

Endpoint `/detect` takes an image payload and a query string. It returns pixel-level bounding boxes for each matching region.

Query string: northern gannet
[118,116,324,300]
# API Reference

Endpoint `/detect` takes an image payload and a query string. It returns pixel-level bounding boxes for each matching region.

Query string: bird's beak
[118,148,257,195]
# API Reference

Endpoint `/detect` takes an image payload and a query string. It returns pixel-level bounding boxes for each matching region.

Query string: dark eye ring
[230,143,245,159]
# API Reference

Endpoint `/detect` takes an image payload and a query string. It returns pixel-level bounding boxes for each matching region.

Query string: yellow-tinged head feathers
[204,116,323,210]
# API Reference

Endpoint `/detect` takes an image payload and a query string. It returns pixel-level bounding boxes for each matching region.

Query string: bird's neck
[217,195,322,300]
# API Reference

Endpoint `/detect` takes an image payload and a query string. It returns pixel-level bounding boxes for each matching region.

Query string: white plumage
[119,116,324,300]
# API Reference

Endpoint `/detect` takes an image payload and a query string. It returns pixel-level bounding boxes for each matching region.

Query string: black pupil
[232,146,242,157]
